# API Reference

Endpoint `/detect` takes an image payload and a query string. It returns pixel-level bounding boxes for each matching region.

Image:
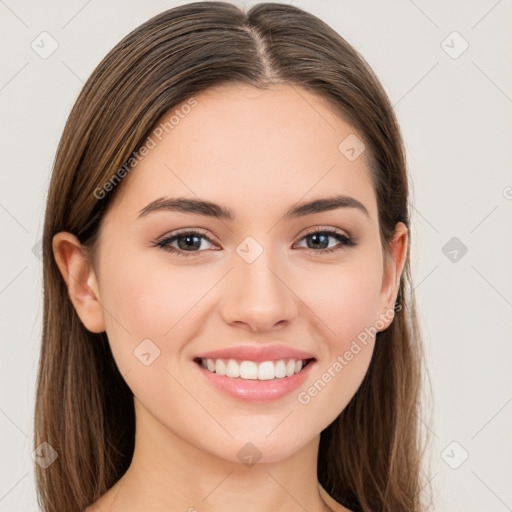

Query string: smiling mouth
[193,357,316,381]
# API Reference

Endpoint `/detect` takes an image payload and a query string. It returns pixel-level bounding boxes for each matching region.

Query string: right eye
[155,229,218,257]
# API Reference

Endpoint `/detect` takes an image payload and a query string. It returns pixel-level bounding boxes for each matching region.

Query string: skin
[53,83,408,512]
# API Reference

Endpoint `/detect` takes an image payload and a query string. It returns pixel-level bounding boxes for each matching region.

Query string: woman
[34,2,430,511]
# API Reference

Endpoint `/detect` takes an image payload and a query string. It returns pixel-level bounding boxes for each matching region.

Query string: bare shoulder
[319,483,354,512]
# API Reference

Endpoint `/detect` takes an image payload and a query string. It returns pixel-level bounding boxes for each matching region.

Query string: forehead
[107,83,377,225]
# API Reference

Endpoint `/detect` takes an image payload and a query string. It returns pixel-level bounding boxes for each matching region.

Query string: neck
[107,398,333,512]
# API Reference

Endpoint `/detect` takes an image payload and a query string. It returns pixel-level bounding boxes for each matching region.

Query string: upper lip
[195,344,316,363]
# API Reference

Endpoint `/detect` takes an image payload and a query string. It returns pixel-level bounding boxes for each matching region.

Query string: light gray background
[1,1,511,511]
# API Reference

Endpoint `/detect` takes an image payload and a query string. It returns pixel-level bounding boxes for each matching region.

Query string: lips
[194,344,316,362]
[192,344,317,402]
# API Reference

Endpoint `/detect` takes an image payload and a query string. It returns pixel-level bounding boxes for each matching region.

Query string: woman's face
[75,83,407,463]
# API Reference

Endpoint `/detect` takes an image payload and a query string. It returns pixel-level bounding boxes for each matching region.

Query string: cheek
[96,253,209,415]
[97,249,216,368]
[296,338,375,434]
[303,253,383,348]
[293,254,382,416]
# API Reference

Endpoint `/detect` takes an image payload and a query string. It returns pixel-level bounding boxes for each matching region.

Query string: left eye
[155,228,355,257]
[295,229,355,253]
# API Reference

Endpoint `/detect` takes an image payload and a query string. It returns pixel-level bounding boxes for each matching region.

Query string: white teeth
[226,359,240,378]
[215,359,226,376]
[258,361,275,380]
[199,357,310,380]
[240,361,258,379]
[275,360,286,378]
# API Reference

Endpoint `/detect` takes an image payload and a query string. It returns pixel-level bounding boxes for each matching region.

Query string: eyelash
[154,227,356,257]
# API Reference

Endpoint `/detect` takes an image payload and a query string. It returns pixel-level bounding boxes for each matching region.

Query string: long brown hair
[35,2,432,511]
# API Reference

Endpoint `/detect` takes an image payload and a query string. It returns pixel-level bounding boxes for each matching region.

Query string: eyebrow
[137,194,370,221]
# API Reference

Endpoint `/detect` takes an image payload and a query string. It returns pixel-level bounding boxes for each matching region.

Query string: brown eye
[155,230,216,256]
[295,228,356,254]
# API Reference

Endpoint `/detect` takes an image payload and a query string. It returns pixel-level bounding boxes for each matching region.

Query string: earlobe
[52,232,106,333]
[378,222,408,329]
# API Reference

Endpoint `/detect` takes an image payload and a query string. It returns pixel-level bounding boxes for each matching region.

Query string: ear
[52,232,106,333]
[377,222,408,330]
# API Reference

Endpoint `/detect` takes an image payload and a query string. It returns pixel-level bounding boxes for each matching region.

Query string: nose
[220,246,298,333]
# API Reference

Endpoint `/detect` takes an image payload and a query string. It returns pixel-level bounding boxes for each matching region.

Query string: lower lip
[194,360,315,403]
